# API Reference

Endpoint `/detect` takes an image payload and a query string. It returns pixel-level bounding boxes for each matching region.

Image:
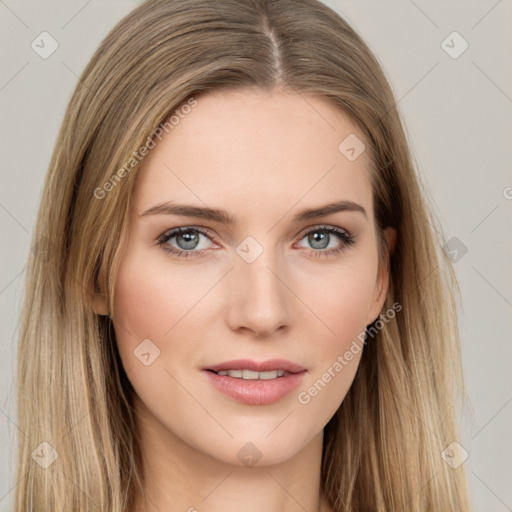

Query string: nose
[225,248,291,337]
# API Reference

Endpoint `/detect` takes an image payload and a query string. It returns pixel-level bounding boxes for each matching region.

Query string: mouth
[208,368,290,379]
[202,359,307,405]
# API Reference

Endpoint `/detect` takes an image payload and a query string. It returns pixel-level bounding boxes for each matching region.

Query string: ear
[90,258,110,316]
[366,227,397,325]
[385,225,397,255]
[91,293,109,316]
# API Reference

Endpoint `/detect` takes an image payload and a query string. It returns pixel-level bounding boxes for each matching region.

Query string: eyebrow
[140,199,368,224]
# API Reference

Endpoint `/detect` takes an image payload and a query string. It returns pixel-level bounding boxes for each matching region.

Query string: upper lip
[205,359,306,374]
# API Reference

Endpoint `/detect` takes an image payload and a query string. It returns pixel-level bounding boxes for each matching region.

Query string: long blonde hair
[15,0,469,510]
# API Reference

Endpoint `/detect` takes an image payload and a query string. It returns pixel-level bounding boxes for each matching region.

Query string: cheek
[111,250,209,424]
[292,261,376,420]
[112,250,186,380]
[303,258,376,344]
[113,248,212,342]
[112,248,224,396]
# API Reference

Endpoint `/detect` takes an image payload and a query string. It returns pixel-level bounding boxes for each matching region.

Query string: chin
[198,428,319,469]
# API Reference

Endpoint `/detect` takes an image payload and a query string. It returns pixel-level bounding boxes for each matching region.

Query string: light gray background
[1,1,511,510]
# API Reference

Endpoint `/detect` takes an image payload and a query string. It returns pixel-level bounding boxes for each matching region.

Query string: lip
[202,359,307,406]
[204,358,306,374]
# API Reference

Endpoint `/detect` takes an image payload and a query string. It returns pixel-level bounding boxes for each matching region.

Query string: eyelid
[295,223,352,239]
[158,224,353,244]
[157,225,219,245]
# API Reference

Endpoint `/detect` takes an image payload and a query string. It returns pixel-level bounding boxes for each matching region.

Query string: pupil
[310,231,328,249]
[178,231,198,250]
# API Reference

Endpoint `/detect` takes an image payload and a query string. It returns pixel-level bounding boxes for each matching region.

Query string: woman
[15,0,470,510]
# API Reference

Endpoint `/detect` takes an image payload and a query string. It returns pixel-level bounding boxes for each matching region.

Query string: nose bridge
[227,235,291,334]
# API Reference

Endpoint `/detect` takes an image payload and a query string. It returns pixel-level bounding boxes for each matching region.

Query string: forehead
[135,89,373,222]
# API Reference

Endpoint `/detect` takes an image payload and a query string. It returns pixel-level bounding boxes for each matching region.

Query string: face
[104,88,395,468]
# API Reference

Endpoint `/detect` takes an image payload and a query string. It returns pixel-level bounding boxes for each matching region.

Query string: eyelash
[156,225,356,259]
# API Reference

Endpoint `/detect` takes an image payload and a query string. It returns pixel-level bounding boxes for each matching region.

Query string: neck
[129,394,332,512]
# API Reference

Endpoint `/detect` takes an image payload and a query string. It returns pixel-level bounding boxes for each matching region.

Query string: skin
[94,87,396,512]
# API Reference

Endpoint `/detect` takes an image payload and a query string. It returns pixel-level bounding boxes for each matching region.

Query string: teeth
[259,371,278,380]
[242,369,260,380]
[215,369,287,379]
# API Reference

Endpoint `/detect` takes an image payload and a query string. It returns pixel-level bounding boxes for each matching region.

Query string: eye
[156,225,356,259]
[157,226,217,258]
[295,225,356,258]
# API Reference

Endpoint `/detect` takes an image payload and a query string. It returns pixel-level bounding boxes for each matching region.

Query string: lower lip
[203,370,307,405]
